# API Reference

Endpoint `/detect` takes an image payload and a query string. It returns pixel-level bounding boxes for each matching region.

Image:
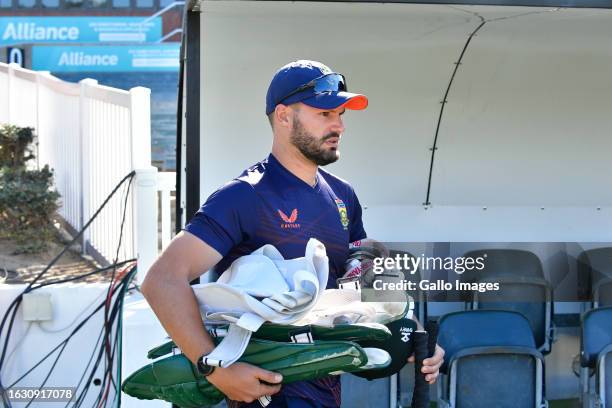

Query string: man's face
[289,103,346,166]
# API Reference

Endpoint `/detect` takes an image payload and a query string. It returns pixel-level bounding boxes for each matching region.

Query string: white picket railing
[157,171,177,251]
[0,62,175,279]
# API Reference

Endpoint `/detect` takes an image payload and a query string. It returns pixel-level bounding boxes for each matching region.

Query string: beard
[290,117,340,166]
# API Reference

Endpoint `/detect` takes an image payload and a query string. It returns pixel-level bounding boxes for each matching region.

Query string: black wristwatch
[196,356,216,377]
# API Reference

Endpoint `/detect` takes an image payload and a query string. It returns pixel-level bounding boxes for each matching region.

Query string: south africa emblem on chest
[334,198,349,230]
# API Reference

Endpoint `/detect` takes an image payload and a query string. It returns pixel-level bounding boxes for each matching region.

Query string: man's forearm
[142,277,215,364]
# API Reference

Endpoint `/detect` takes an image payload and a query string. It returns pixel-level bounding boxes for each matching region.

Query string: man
[141,60,444,408]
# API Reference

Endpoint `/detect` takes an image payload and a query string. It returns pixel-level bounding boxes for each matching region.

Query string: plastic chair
[581,306,612,408]
[462,249,554,354]
[577,248,612,308]
[437,310,547,408]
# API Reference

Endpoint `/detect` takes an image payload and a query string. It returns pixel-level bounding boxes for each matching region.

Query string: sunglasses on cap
[277,73,347,105]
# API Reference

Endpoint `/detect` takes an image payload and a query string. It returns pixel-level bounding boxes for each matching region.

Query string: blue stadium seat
[581,306,612,408]
[462,249,554,354]
[578,248,612,308]
[599,345,612,408]
[437,310,546,408]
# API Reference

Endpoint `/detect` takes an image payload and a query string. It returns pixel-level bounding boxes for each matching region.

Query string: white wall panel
[200,2,478,205]
[199,2,612,241]
[433,7,612,206]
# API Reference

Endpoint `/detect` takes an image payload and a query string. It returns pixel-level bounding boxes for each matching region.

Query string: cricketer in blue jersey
[141,60,444,408]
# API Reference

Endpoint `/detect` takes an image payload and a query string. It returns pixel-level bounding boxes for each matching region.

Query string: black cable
[423,18,486,206]
[64,318,105,408]
[79,268,134,407]
[99,174,134,407]
[96,294,125,407]
[0,387,11,407]
[107,177,134,407]
[22,342,68,408]
[11,268,136,408]
[0,263,131,408]
[71,324,107,407]
[0,171,136,408]
[0,171,134,376]
[6,272,132,389]
[32,259,136,289]
[93,294,126,408]
[71,308,117,408]
[73,290,119,407]
[87,267,136,408]
[0,171,136,371]
[0,271,131,407]
[109,277,131,407]
[86,269,136,408]
[6,263,135,390]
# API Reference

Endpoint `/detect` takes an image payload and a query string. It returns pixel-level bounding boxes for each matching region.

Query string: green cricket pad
[123,339,370,407]
[146,321,391,360]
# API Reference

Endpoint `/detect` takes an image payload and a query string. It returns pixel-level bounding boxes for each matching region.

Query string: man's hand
[408,344,445,384]
[207,362,283,403]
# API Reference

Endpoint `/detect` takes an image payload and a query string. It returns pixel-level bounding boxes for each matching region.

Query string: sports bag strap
[288,327,314,344]
[258,395,272,407]
[203,324,252,368]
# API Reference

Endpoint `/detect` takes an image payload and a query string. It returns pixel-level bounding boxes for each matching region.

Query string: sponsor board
[32,44,179,72]
[0,17,162,45]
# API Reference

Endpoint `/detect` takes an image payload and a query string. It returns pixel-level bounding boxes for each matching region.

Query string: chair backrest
[578,247,612,307]
[474,277,552,352]
[439,310,542,408]
[438,310,536,373]
[596,281,612,308]
[461,249,552,353]
[453,352,539,408]
[462,249,545,282]
[581,306,612,368]
[599,344,612,408]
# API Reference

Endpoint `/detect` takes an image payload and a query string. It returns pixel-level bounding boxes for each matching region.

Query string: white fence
[0,62,175,276]
[157,171,177,251]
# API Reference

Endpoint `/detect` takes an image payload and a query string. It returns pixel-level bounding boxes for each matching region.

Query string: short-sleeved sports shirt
[185,153,367,406]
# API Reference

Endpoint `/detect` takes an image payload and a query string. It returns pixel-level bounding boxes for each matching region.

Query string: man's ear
[275,104,293,129]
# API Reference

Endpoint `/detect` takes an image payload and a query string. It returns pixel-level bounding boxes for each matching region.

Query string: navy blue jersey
[185,153,367,407]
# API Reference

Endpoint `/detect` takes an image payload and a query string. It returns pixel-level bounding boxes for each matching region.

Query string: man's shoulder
[206,157,271,203]
[235,157,271,187]
[205,178,256,209]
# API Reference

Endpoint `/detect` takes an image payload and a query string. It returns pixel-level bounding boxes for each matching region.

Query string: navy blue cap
[265,60,368,115]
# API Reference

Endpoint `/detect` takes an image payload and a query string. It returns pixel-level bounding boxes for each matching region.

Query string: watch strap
[197,356,216,377]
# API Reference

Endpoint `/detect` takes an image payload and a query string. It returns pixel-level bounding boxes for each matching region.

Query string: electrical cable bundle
[0,171,139,408]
